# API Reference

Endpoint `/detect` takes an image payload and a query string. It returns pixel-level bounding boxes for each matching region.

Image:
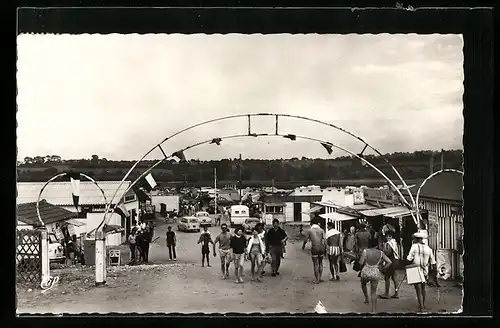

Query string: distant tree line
[17,150,463,184]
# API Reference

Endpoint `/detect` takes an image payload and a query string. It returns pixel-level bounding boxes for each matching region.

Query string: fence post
[40,229,50,283]
[95,230,107,286]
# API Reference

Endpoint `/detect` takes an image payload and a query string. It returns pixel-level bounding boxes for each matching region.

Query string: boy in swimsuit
[213,223,232,279]
[198,226,213,267]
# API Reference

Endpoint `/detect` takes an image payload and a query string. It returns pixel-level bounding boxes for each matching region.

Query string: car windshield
[48,234,58,243]
[190,219,198,223]
[197,213,209,217]
[245,219,259,223]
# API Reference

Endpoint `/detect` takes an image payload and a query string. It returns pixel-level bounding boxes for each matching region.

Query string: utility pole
[440,149,444,170]
[214,167,217,216]
[272,178,275,194]
[239,153,242,204]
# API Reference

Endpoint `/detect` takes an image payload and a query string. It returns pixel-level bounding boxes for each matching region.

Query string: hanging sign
[54,227,64,241]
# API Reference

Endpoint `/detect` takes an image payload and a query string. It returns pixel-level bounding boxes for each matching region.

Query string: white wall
[151,195,180,212]
[85,212,122,246]
[17,221,33,230]
[285,202,294,222]
[301,202,311,222]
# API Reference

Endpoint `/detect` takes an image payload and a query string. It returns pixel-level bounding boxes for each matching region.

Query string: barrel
[436,248,456,280]
[83,239,96,266]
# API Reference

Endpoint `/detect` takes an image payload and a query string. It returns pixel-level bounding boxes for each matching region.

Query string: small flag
[283,134,296,141]
[172,150,187,162]
[114,202,131,218]
[358,153,368,167]
[138,173,157,192]
[67,172,80,212]
[320,142,333,155]
[314,301,328,313]
[210,138,222,145]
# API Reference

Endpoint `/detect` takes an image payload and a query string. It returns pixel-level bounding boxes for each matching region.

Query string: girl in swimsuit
[246,228,266,282]
[358,237,392,313]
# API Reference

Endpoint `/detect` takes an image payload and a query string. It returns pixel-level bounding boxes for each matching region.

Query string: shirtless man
[213,223,232,279]
[303,218,327,284]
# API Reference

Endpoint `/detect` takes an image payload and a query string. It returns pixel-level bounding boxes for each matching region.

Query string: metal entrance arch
[98,113,419,233]
[101,133,419,229]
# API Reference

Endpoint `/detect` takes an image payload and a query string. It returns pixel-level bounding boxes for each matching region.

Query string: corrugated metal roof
[411,171,463,202]
[17,181,132,205]
[17,200,78,226]
[348,204,377,211]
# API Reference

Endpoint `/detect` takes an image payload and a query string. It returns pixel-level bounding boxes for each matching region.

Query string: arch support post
[95,230,107,286]
[40,228,50,284]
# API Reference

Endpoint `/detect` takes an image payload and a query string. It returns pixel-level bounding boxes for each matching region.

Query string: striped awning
[360,206,417,218]
[62,218,86,227]
[319,212,358,221]
[302,205,323,215]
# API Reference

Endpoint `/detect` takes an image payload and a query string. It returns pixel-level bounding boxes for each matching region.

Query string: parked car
[177,217,201,232]
[242,218,261,234]
[195,211,213,226]
[47,232,66,263]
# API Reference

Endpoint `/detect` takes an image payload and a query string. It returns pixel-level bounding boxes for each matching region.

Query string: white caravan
[229,204,250,227]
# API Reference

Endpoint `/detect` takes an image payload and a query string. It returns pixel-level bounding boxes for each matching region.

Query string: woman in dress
[358,237,392,313]
[246,227,266,282]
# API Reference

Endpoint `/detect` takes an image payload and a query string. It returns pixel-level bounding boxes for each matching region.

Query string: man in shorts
[213,223,232,279]
[303,218,326,284]
[230,227,247,283]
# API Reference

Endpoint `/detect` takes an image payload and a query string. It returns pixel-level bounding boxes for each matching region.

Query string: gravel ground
[17,218,462,314]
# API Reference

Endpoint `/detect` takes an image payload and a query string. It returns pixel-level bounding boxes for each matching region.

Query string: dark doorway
[293,203,302,222]
[160,203,167,216]
[401,216,418,259]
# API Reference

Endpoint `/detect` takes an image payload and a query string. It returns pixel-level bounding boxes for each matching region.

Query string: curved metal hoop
[99,133,418,229]
[101,113,417,230]
[415,168,464,224]
[36,172,108,229]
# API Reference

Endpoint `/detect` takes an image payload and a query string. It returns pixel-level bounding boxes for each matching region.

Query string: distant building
[260,193,286,225]
[16,181,142,246]
[284,186,354,223]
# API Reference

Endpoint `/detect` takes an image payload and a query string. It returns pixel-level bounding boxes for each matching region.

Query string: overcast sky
[17,34,464,161]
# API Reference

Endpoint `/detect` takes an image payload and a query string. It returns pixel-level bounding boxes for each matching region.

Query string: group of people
[127,221,155,264]
[301,218,437,313]
[172,218,288,284]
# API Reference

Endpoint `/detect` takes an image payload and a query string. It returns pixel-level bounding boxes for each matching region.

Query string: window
[241,210,247,214]
[124,194,136,202]
[235,211,240,214]
[182,218,187,223]
[267,206,283,214]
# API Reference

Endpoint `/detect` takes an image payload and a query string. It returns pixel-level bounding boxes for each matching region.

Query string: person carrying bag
[406,232,437,312]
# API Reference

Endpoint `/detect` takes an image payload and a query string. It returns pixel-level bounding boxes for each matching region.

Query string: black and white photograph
[16,33,465,314]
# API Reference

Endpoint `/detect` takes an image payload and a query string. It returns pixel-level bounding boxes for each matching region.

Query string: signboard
[353,189,365,204]
[67,224,76,237]
[363,188,394,202]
